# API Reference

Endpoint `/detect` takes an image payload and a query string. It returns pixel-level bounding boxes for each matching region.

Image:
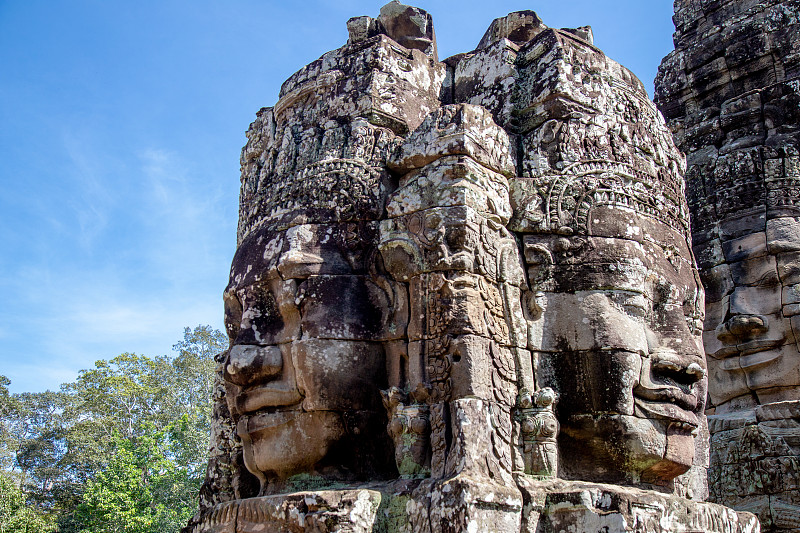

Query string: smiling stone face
[703,217,800,409]
[216,14,449,492]
[223,222,398,491]
[526,230,707,484]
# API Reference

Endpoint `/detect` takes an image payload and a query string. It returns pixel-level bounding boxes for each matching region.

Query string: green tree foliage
[0,325,226,533]
[71,428,195,533]
[0,376,15,472]
[8,390,73,513]
[0,471,55,532]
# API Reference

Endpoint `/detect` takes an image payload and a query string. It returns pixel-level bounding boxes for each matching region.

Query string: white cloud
[60,129,119,252]
[3,265,224,393]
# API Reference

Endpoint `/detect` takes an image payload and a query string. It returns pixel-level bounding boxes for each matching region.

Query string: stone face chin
[187,2,769,532]
[240,410,343,481]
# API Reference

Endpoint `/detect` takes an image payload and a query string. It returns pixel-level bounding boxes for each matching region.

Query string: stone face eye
[224,345,283,387]
[607,291,650,320]
[235,285,285,346]
[622,297,649,320]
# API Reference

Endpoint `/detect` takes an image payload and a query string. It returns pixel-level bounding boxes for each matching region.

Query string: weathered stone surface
[656,0,800,529]
[189,3,758,532]
[518,478,759,533]
[390,104,516,177]
[377,1,437,60]
[477,11,546,51]
[386,157,513,223]
[193,478,758,533]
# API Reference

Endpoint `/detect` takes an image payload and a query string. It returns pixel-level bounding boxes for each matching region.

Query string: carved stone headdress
[511,160,691,240]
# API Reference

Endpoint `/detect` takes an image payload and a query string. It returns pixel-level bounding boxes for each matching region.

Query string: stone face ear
[522,241,554,290]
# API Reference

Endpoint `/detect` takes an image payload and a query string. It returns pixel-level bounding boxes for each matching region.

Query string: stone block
[767,216,800,253]
[695,237,726,269]
[706,355,749,407]
[777,251,800,285]
[729,254,779,287]
[717,211,767,241]
[425,476,522,533]
[387,156,511,223]
[451,39,520,130]
[237,490,382,532]
[517,478,759,533]
[380,205,523,283]
[276,34,445,133]
[346,16,379,44]
[298,275,394,341]
[730,286,781,315]
[704,297,728,332]
[722,231,768,263]
[771,496,800,530]
[390,104,516,176]
[701,263,734,302]
[192,501,237,533]
[407,334,518,404]
[378,1,437,59]
[292,339,385,411]
[477,11,546,50]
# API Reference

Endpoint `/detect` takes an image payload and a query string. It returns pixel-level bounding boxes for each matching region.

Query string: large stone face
[187,3,758,532]
[655,1,800,530]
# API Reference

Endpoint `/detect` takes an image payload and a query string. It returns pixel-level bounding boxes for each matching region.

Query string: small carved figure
[517,388,559,477]
[381,385,431,477]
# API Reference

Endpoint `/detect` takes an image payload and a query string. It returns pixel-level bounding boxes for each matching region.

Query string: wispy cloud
[60,129,119,252]
[0,141,233,393]
[136,147,233,285]
[2,263,224,392]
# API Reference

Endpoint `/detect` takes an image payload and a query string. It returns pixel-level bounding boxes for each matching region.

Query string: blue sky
[0,0,676,393]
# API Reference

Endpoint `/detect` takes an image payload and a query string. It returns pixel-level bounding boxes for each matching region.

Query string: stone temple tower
[656,1,800,530]
[186,3,759,531]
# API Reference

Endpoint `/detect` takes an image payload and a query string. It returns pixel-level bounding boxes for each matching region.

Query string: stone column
[379,103,527,532]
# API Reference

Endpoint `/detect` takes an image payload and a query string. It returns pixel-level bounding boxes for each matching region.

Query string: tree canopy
[0,325,226,533]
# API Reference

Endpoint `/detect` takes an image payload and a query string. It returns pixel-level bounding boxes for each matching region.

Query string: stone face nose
[717,314,767,341]
[225,344,283,387]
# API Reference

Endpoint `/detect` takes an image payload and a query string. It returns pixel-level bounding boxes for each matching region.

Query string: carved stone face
[528,231,707,483]
[703,217,800,408]
[222,223,393,490]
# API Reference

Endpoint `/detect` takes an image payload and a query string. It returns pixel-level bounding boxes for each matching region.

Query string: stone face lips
[655,0,800,530]
[187,3,759,532]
